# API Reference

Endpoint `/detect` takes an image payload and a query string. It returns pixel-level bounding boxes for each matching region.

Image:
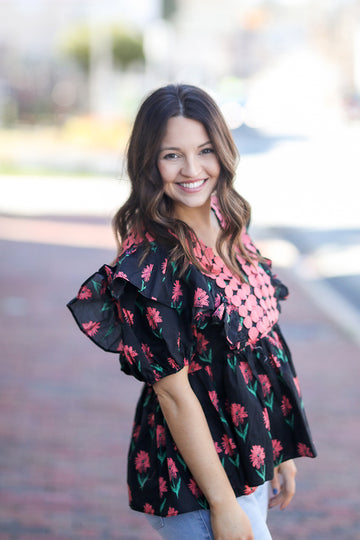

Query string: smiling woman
[67,84,316,540]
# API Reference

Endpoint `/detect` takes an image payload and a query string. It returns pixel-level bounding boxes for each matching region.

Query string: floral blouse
[67,199,316,517]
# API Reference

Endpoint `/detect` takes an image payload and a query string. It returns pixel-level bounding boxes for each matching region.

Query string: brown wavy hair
[113,83,255,279]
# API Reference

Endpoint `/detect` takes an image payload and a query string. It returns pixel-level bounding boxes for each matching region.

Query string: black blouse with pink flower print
[67,198,317,517]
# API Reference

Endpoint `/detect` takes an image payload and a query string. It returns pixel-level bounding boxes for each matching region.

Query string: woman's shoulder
[98,230,212,312]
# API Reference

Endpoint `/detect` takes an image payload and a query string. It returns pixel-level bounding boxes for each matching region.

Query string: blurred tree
[61,24,144,72]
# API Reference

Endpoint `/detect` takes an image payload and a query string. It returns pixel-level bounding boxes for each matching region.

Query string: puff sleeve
[67,243,194,385]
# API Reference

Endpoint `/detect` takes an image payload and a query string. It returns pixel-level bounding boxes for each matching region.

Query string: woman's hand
[210,498,254,540]
[269,459,297,510]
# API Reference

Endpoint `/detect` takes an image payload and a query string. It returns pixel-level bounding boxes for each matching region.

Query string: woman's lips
[177,179,207,192]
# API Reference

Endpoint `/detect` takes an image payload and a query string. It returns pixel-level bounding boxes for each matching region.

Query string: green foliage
[61,24,144,72]
[112,27,144,69]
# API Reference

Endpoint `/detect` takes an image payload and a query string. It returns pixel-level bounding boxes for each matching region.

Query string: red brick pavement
[1,218,359,540]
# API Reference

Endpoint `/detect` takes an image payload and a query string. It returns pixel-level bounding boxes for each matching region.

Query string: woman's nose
[181,156,201,177]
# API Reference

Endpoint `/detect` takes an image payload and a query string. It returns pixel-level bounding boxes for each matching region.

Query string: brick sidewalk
[1,230,359,539]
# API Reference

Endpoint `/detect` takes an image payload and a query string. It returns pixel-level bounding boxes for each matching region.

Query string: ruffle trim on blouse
[67,217,289,358]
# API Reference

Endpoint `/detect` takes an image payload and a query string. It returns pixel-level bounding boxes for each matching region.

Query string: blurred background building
[1,0,360,129]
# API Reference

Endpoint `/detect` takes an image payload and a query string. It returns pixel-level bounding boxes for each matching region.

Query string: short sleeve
[67,242,194,385]
[116,288,192,384]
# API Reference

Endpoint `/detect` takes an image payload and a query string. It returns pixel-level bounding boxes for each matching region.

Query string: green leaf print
[160,497,167,513]
[235,422,249,442]
[247,380,258,397]
[91,279,102,294]
[101,301,113,312]
[227,355,237,372]
[137,473,149,490]
[264,393,274,412]
[104,324,115,338]
[171,478,181,498]
[229,454,240,468]
[199,348,213,364]
[157,449,167,465]
[177,454,187,470]
[255,465,266,482]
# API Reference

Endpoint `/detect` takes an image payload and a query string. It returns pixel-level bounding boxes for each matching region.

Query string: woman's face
[157,116,220,215]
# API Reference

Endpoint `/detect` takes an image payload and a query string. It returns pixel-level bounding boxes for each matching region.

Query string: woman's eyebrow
[160,141,212,152]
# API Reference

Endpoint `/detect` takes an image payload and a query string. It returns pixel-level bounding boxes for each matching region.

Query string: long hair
[113,83,254,278]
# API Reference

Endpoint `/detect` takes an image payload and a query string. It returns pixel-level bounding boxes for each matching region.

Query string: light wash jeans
[145,482,272,540]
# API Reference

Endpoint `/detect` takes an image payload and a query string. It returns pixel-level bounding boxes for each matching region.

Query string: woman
[67,84,316,540]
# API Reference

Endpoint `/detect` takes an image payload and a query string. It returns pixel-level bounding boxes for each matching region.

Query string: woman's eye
[201,148,214,155]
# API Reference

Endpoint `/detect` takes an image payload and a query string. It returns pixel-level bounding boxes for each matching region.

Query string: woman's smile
[177,178,208,191]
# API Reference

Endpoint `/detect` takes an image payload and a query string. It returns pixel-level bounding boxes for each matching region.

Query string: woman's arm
[153,366,254,540]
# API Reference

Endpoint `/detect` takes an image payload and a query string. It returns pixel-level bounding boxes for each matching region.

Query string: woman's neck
[174,200,220,249]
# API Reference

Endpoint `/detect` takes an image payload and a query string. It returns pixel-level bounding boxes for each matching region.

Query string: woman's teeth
[178,179,205,189]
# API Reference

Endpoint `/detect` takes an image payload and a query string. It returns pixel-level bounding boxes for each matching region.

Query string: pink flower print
[269,354,281,369]
[144,503,155,514]
[172,280,183,303]
[168,357,178,369]
[205,366,213,380]
[146,307,163,329]
[196,332,209,353]
[293,377,301,396]
[281,395,293,416]
[123,345,138,365]
[133,425,141,441]
[239,362,253,384]
[297,443,314,457]
[208,390,219,411]
[258,374,271,397]
[221,434,236,456]
[249,445,265,469]
[78,286,92,300]
[194,288,209,308]
[214,441,222,454]
[114,270,128,279]
[231,403,248,427]
[122,308,134,325]
[141,264,154,282]
[82,321,100,337]
[189,361,202,373]
[167,458,178,480]
[156,425,166,448]
[141,343,154,361]
[134,450,150,473]
[272,439,283,460]
[161,258,168,274]
[159,476,168,497]
[263,408,270,430]
[167,507,178,517]
[243,485,257,495]
[188,478,203,497]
